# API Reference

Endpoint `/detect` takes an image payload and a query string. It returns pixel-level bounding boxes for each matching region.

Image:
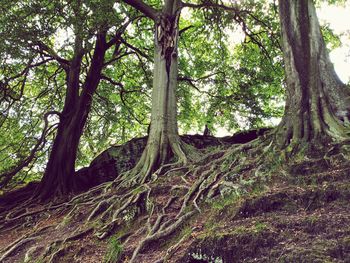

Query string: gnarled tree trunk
[130,0,190,182]
[276,0,350,148]
[35,32,107,200]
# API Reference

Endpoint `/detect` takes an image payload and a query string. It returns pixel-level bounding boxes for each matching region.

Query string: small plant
[104,236,123,263]
[191,249,223,263]
[305,215,319,226]
[253,221,268,233]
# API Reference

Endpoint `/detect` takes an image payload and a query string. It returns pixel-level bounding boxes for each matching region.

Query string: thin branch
[32,41,70,69]
[120,90,148,125]
[106,16,143,48]
[120,37,152,60]
[101,75,124,88]
[179,25,194,36]
[0,111,61,188]
[182,0,240,13]
[101,75,148,125]
[103,51,134,67]
[178,74,241,101]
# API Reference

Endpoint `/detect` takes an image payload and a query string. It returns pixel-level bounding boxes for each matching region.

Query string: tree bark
[34,32,107,200]
[276,0,350,148]
[130,0,190,182]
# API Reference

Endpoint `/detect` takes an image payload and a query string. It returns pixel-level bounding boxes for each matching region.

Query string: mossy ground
[0,138,350,262]
[179,153,350,262]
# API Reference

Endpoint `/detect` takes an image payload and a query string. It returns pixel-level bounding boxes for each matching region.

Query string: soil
[0,134,349,263]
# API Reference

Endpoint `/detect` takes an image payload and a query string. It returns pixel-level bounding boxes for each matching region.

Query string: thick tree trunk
[131,0,189,182]
[35,33,107,199]
[276,0,350,148]
[36,116,83,198]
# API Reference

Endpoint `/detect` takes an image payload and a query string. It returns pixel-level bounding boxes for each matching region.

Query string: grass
[104,236,123,263]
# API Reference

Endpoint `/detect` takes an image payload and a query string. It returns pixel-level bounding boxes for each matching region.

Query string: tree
[34,31,108,199]
[5,2,350,262]
[122,0,283,183]
[34,2,139,199]
[0,0,141,199]
[122,0,195,183]
[276,0,350,148]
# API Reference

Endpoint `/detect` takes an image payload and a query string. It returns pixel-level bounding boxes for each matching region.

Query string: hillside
[0,134,349,263]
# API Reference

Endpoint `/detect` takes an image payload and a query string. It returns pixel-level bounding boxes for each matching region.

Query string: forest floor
[0,135,350,262]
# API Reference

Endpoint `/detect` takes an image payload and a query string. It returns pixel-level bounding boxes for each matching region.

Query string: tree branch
[182,0,240,13]
[120,37,152,60]
[179,25,194,36]
[122,0,159,21]
[32,41,70,70]
[0,111,61,188]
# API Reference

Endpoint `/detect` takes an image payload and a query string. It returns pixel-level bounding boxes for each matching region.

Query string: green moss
[164,225,193,248]
[228,221,269,236]
[131,185,147,195]
[253,221,268,233]
[60,215,72,226]
[104,236,123,263]
[209,193,240,211]
[200,220,270,241]
[305,214,319,225]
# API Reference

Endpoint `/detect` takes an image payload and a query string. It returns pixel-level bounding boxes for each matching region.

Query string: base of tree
[1,132,350,262]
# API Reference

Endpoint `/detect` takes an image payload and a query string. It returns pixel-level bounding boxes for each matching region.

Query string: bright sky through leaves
[318,2,350,83]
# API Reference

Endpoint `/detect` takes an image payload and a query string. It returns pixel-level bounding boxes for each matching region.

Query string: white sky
[317,2,350,83]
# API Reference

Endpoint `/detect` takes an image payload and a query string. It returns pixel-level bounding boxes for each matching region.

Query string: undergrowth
[104,237,123,263]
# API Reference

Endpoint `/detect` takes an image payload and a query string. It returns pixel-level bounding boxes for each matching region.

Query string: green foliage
[315,0,347,6]
[177,0,284,134]
[321,24,342,50]
[253,221,268,233]
[0,0,346,189]
[104,236,123,263]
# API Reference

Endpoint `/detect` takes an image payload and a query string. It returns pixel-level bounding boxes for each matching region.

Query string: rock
[75,129,271,189]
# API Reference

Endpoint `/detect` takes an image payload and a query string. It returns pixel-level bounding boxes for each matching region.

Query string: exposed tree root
[154,226,194,263]
[0,237,37,262]
[5,133,343,262]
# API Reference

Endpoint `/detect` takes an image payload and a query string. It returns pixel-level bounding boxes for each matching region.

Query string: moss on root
[2,136,350,263]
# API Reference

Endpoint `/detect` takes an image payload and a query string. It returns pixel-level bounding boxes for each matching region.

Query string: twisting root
[0,135,280,262]
[154,226,194,263]
[0,237,37,262]
[129,211,196,263]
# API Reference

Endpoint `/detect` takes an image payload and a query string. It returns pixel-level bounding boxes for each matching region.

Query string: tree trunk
[276,0,350,148]
[35,33,107,200]
[130,0,189,182]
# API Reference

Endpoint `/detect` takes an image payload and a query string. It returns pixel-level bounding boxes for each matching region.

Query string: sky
[317,2,350,83]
